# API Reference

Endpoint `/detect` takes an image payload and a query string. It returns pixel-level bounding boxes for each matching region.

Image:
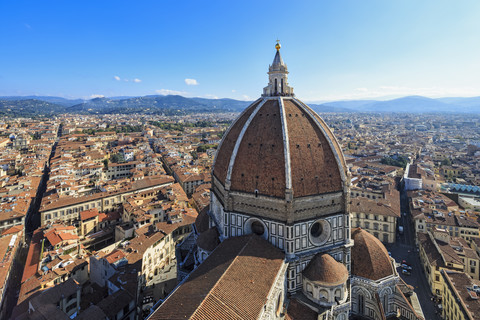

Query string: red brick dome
[212,97,347,199]
[303,253,348,286]
[351,228,394,280]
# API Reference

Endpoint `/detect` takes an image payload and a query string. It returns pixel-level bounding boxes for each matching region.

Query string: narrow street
[385,187,442,320]
[2,125,60,319]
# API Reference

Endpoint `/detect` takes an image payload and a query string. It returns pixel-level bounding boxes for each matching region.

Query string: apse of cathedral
[148,43,424,320]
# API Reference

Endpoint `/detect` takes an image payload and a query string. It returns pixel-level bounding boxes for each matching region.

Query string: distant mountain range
[2,94,480,116]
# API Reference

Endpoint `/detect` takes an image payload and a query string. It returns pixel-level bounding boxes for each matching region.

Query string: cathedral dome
[211,43,348,223]
[303,253,348,286]
[212,95,346,200]
[351,228,394,281]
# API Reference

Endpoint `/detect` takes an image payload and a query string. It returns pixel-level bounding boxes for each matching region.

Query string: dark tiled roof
[196,227,220,252]
[417,232,443,267]
[150,234,285,320]
[285,298,318,320]
[443,270,480,320]
[351,228,394,280]
[194,205,210,234]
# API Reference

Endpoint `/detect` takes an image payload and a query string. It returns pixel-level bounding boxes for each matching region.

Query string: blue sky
[1,1,480,101]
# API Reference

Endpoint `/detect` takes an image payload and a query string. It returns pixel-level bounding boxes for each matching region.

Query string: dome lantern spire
[263,41,294,97]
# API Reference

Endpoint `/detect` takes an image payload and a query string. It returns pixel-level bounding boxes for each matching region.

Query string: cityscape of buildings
[2,43,480,319]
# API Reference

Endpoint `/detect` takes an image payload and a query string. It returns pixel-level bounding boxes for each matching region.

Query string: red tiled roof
[1,224,23,235]
[105,250,126,264]
[150,235,285,320]
[80,208,99,221]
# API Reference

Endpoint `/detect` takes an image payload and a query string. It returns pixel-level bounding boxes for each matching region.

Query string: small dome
[197,227,220,252]
[351,228,394,280]
[303,253,348,286]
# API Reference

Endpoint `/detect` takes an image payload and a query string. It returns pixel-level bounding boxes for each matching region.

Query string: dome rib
[278,97,292,193]
[225,98,267,190]
[212,99,262,184]
[229,99,286,197]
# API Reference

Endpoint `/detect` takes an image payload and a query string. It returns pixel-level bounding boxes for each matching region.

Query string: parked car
[398,226,404,234]
[401,264,412,271]
[402,269,411,276]
[402,260,410,266]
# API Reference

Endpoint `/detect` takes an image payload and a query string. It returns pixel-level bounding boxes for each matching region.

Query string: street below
[384,188,442,320]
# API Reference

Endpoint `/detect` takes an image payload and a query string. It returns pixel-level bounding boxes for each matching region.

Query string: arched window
[306,283,313,295]
[334,288,342,300]
[281,78,284,94]
[319,289,329,301]
[383,294,388,313]
[274,79,278,94]
[358,294,365,315]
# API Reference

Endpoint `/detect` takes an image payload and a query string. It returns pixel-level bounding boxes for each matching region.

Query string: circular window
[244,218,268,239]
[251,221,265,236]
[310,222,323,238]
[309,219,331,246]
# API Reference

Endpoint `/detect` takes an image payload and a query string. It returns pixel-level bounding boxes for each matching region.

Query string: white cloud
[241,95,251,101]
[204,94,218,99]
[231,89,236,93]
[185,78,198,86]
[114,76,141,83]
[90,94,105,99]
[155,89,188,96]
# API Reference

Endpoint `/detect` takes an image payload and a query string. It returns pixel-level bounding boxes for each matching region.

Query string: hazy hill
[0,99,66,116]
[317,95,480,113]
[2,94,480,117]
[357,96,453,113]
[0,96,83,107]
[68,95,250,115]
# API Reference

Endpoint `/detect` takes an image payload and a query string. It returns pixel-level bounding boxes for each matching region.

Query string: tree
[441,158,452,166]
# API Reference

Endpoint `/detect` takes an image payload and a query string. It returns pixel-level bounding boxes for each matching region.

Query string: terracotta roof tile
[150,235,285,320]
[285,298,317,320]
